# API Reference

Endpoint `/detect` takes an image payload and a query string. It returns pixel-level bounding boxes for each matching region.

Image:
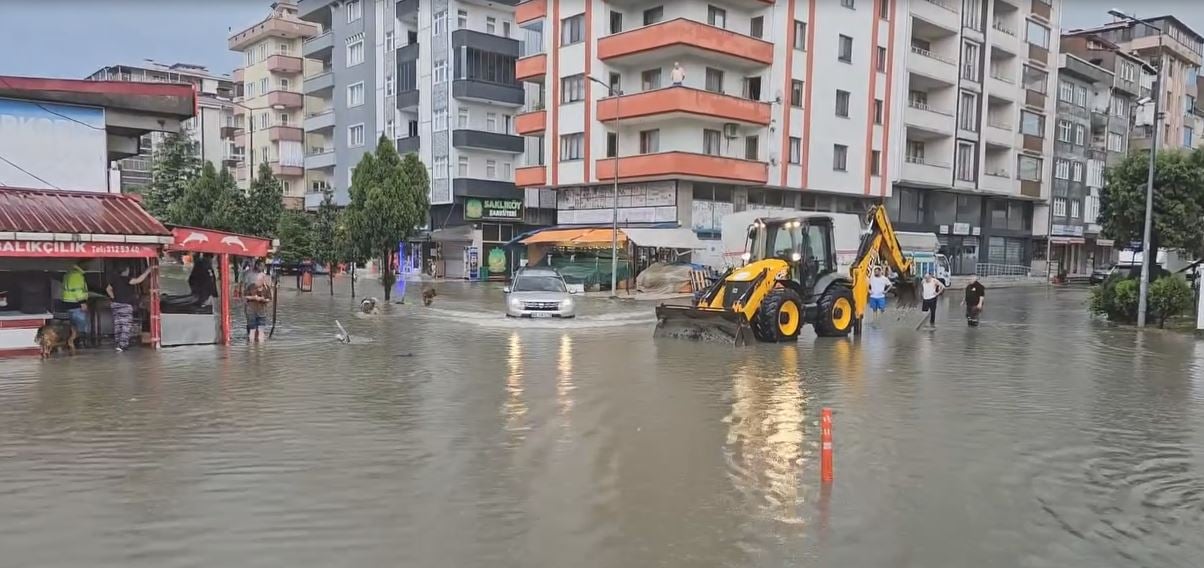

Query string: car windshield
[513,275,566,293]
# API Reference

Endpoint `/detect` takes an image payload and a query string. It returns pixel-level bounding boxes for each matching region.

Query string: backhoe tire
[752,288,804,343]
[815,284,856,338]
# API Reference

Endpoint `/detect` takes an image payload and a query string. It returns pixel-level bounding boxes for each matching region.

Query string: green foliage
[275,210,314,266]
[144,131,200,219]
[310,194,341,294]
[1089,275,1139,323]
[242,163,284,238]
[1148,276,1194,328]
[168,162,244,232]
[343,135,430,300]
[1100,149,1204,262]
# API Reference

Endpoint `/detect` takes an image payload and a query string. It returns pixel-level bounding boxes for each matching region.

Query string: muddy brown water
[3,280,1204,567]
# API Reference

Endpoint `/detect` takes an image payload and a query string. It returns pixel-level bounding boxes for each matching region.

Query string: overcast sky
[0,0,1202,80]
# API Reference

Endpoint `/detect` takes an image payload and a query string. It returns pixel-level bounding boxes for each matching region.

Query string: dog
[360,297,380,315]
[421,286,437,307]
[35,321,78,359]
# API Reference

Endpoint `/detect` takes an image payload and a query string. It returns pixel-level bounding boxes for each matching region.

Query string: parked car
[505,268,577,318]
[1089,265,1114,285]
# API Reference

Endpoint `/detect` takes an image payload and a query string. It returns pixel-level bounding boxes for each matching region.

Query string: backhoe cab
[654,205,916,346]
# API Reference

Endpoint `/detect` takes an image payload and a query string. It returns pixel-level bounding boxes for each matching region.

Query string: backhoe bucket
[654,304,756,347]
[892,278,920,308]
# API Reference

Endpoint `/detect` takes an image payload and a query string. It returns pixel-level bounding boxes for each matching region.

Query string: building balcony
[909,46,958,80]
[516,54,546,82]
[597,86,771,126]
[515,109,546,135]
[304,109,335,132]
[397,89,419,110]
[904,101,955,135]
[452,79,523,107]
[266,54,304,74]
[1020,179,1042,199]
[453,178,521,199]
[515,165,546,187]
[985,122,1015,147]
[269,162,305,177]
[220,124,242,138]
[986,69,1017,96]
[304,191,329,211]
[595,152,767,185]
[516,0,546,25]
[452,130,524,154]
[396,0,418,21]
[298,0,336,23]
[397,42,419,63]
[233,68,244,82]
[598,18,774,68]
[452,29,520,58]
[229,17,320,51]
[303,71,334,96]
[396,136,420,155]
[900,156,951,187]
[305,148,336,170]
[913,0,960,31]
[981,171,1014,194]
[266,90,304,109]
[991,21,1020,53]
[302,31,334,60]
[267,125,304,142]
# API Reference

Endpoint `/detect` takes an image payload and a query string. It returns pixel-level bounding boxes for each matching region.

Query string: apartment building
[85,61,236,193]
[229,0,321,208]
[300,0,554,279]
[514,0,903,261]
[1072,15,1203,151]
[888,0,1059,275]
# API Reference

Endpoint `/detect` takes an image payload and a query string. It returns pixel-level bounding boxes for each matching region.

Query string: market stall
[164,226,272,346]
[517,226,706,292]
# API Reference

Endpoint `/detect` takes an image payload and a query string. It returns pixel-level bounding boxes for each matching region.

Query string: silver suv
[505,268,576,318]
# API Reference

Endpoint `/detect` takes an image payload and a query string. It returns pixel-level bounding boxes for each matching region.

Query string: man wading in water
[919,272,945,328]
[962,274,986,326]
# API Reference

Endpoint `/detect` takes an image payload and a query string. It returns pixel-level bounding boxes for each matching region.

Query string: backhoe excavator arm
[849,205,918,322]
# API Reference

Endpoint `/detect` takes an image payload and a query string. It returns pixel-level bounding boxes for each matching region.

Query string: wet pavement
[2,279,1204,567]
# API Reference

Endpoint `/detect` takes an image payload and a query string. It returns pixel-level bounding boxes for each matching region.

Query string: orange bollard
[821,408,834,483]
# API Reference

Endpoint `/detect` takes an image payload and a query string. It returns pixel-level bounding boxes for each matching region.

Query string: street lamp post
[588,76,622,297]
[1109,9,1162,328]
[228,100,286,182]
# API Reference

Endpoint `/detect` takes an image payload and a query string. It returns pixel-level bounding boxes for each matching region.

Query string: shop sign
[0,241,159,258]
[952,223,971,235]
[464,198,523,221]
[557,181,677,210]
[167,227,272,257]
[1051,224,1085,237]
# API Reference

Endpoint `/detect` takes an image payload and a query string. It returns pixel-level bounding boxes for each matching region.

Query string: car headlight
[509,297,522,309]
[559,298,574,309]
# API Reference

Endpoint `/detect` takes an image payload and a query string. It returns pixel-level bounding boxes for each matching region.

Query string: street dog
[360,297,380,315]
[35,321,78,359]
[421,286,437,306]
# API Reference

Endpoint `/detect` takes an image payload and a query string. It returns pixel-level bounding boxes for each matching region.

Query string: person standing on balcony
[671,62,685,86]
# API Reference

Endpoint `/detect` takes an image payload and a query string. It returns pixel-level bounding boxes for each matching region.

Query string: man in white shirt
[868,266,891,316]
[671,62,685,85]
[920,272,945,327]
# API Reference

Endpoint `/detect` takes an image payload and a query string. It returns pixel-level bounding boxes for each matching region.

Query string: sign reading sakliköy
[464,198,523,221]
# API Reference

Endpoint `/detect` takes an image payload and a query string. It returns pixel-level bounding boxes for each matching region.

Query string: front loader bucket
[892,278,920,309]
[654,304,756,347]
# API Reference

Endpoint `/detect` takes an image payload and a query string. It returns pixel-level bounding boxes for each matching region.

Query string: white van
[894,231,951,286]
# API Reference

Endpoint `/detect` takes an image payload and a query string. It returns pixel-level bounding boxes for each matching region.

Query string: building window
[750,16,764,38]
[703,129,722,155]
[385,31,395,52]
[609,11,623,34]
[385,119,395,139]
[433,157,447,179]
[641,68,662,91]
[1070,199,1080,219]
[956,141,976,181]
[745,135,759,160]
[1021,110,1044,137]
[1026,20,1050,49]
[347,82,365,107]
[877,46,887,72]
[835,90,850,117]
[349,124,365,147]
[791,80,804,107]
[962,41,980,81]
[705,68,724,93]
[486,112,498,132]
[1113,98,1127,118]
[874,99,884,124]
[643,7,664,26]
[1072,161,1084,182]
[346,0,361,23]
[838,35,853,63]
[1107,132,1125,152]
[486,16,497,35]
[434,10,447,35]
[794,21,807,50]
[833,144,848,171]
[385,75,394,96]
[560,133,584,160]
[1058,81,1074,102]
[1018,155,1042,181]
[502,162,512,180]
[963,0,982,31]
[1120,62,1136,82]
[561,14,584,45]
[1053,197,1067,217]
[458,156,469,177]
[880,0,890,18]
[1075,124,1086,145]
[871,149,882,176]
[1186,126,1196,147]
[433,58,450,85]
[606,132,617,157]
[486,159,497,179]
[959,91,978,131]
[707,5,727,28]
[457,108,469,128]
[278,78,291,91]
[1074,85,1088,107]
[1054,158,1070,179]
[789,137,802,163]
[639,129,660,153]
[1023,65,1048,93]
[907,140,926,162]
[347,35,364,66]
[457,9,468,29]
[561,74,584,103]
[841,0,855,8]
[433,109,448,132]
[1056,119,1072,142]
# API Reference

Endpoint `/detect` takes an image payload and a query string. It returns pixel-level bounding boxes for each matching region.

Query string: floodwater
[3,279,1204,568]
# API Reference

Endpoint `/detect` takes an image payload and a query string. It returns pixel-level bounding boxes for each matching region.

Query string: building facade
[229,0,321,208]
[84,61,237,193]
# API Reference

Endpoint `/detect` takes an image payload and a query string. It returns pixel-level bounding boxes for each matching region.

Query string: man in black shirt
[962,274,986,326]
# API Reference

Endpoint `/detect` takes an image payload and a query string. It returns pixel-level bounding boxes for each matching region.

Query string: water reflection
[557,334,574,419]
[505,332,527,433]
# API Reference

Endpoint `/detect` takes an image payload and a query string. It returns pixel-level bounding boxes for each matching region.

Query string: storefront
[889,187,1035,275]
[429,196,545,281]
[517,226,705,292]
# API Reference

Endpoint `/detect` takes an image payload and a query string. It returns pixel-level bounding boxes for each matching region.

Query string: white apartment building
[229,0,321,208]
[890,0,1059,274]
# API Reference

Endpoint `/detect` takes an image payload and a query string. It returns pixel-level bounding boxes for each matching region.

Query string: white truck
[894,231,951,287]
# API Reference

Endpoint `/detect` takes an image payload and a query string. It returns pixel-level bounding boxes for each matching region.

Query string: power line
[0,152,62,190]
[0,76,108,131]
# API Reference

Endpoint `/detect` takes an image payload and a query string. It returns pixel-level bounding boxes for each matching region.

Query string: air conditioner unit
[723,122,739,138]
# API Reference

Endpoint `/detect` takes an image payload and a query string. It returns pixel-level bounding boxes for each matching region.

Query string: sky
[0,0,1203,80]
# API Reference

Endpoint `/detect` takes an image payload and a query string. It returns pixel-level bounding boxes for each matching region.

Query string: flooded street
[3,281,1204,567]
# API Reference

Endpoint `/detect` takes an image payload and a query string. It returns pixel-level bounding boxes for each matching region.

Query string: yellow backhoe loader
[654,204,917,346]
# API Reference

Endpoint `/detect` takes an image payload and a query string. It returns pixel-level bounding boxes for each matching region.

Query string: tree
[275,209,314,267]
[209,167,248,234]
[344,135,430,301]
[311,194,341,295]
[243,162,284,238]
[1148,275,1194,328]
[144,131,200,219]
[169,162,244,231]
[1100,149,1204,285]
